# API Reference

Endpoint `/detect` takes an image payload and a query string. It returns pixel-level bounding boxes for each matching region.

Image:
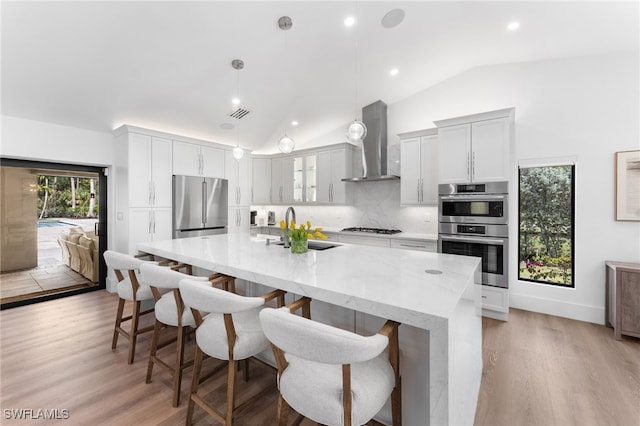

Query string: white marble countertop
[258,224,438,242]
[138,233,476,327]
[137,233,482,425]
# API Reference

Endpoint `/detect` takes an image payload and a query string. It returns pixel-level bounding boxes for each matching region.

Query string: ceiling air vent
[228,107,251,120]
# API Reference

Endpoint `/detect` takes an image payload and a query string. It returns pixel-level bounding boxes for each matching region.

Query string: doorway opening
[0,159,107,309]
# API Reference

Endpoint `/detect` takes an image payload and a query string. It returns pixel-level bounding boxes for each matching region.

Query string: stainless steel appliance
[439,181,508,224]
[267,211,276,225]
[438,182,509,288]
[250,210,257,225]
[173,175,228,239]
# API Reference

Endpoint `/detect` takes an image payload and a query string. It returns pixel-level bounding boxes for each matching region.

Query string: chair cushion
[195,307,269,361]
[117,276,154,301]
[155,292,195,327]
[68,232,83,244]
[279,353,395,426]
[78,236,95,251]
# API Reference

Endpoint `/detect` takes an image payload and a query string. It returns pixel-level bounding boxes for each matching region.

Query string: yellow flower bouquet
[279,220,327,253]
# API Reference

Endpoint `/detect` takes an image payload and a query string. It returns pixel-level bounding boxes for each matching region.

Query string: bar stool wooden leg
[276,394,289,426]
[186,346,205,425]
[173,324,187,407]
[128,301,142,364]
[112,298,125,349]
[145,319,163,384]
[226,359,237,426]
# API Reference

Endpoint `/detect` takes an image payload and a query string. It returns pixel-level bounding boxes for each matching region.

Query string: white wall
[388,51,640,324]
[1,115,118,288]
[1,116,114,165]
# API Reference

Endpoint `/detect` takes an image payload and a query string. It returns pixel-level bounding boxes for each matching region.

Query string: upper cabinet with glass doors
[293,154,316,203]
[250,143,354,206]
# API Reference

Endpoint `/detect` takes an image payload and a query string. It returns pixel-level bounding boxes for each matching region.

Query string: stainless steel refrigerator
[173,175,228,239]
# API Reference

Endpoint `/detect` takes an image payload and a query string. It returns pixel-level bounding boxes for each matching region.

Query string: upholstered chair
[179,278,285,425]
[259,299,402,426]
[103,250,157,364]
[139,263,211,406]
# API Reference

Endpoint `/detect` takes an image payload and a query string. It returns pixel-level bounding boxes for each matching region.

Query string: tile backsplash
[252,179,438,234]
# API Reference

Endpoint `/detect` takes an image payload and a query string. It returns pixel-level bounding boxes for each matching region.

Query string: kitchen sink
[271,240,341,251]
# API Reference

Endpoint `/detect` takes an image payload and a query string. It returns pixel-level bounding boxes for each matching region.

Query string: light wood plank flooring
[1,290,638,425]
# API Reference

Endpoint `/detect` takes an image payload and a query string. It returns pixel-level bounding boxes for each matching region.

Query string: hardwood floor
[1,290,638,425]
[474,309,640,426]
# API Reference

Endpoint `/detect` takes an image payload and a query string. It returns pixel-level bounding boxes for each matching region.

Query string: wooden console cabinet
[605,261,640,340]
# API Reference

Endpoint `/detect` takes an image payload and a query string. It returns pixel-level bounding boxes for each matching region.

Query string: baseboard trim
[510,293,605,325]
[482,309,509,321]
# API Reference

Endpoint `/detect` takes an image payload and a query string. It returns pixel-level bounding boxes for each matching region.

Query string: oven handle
[440,234,506,245]
[439,195,505,201]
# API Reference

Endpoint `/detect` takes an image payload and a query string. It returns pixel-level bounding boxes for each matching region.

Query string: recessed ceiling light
[291,120,299,126]
[507,22,520,31]
[381,9,405,29]
[390,68,399,76]
[344,16,355,27]
[232,97,240,105]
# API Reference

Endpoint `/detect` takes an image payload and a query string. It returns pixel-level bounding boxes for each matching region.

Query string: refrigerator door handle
[202,180,207,225]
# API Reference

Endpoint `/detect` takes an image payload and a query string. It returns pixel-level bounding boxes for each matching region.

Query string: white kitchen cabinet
[270,157,294,205]
[390,238,437,252]
[224,150,252,207]
[338,234,391,248]
[399,131,438,206]
[114,127,173,256]
[228,207,250,234]
[252,158,272,204]
[128,133,172,208]
[173,140,225,178]
[271,158,283,204]
[293,154,317,203]
[127,207,172,254]
[435,108,514,184]
[481,286,509,321]
[317,147,352,204]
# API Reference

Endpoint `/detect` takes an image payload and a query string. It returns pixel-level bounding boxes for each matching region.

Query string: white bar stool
[103,250,157,364]
[259,298,402,426]
[139,263,210,406]
[179,278,285,425]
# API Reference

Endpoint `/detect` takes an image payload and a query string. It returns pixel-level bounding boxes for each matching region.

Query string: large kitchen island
[137,233,482,426]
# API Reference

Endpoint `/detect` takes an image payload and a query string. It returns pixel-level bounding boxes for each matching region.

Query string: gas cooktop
[341,227,402,235]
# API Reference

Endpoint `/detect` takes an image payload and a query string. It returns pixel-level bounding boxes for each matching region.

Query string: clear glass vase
[290,238,308,254]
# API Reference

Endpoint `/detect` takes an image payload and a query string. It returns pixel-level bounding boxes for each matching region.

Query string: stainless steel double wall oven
[438,182,509,288]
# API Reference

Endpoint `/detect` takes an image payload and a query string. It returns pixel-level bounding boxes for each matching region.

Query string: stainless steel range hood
[342,100,399,182]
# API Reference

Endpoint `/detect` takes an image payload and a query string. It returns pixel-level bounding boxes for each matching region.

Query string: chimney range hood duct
[342,100,399,182]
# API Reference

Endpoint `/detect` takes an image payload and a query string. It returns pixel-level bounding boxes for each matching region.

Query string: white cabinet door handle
[148,182,152,205]
[152,211,156,234]
[148,210,152,234]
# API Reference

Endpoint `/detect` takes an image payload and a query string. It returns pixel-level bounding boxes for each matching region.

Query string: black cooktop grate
[341,227,402,235]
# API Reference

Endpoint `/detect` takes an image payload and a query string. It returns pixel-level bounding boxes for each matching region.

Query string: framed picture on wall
[615,150,640,221]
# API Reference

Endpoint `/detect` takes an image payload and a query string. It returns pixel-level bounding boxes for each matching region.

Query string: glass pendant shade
[232,145,244,160]
[278,135,295,154]
[347,120,367,143]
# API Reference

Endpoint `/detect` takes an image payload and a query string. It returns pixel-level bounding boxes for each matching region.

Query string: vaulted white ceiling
[2,1,638,153]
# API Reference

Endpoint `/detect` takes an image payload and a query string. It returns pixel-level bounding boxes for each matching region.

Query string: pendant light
[231,59,244,160]
[346,5,367,143]
[277,16,295,154]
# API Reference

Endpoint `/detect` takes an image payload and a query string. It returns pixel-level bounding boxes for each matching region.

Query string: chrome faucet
[283,206,296,248]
